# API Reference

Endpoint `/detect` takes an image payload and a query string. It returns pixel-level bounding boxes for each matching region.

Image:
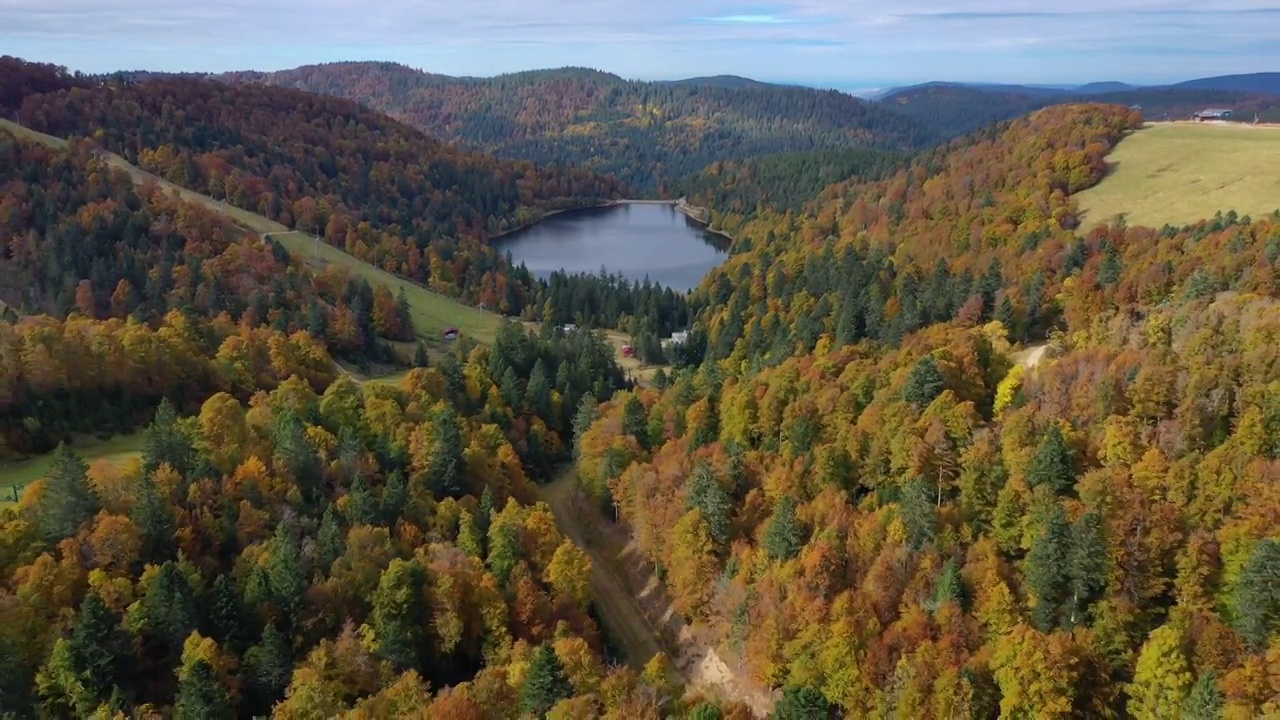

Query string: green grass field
[267,231,502,349]
[1076,122,1280,229]
[0,433,146,508]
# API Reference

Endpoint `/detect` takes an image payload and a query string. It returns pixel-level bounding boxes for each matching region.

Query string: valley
[1,52,1278,720]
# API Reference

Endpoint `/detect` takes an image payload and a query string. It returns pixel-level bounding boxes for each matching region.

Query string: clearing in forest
[0,433,146,506]
[1076,121,1280,229]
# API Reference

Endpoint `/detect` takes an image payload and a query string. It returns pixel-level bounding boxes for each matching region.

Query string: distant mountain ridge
[216,61,934,195]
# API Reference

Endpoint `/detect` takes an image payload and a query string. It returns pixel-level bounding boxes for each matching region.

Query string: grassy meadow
[1076,122,1280,229]
[0,433,146,508]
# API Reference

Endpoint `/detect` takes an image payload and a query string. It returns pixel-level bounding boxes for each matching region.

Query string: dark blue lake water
[495,203,729,292]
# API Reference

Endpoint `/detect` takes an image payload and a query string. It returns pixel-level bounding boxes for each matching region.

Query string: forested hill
[882,82,1280,140]
[217,61,935,195]
[14,73,625,307]
[575,101,1280,717]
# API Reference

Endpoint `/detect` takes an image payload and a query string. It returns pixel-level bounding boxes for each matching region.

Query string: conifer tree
[1234,538,1280,651]
[687,463,732,548]
[1066,508,1107,626]
[346,475,377,526]
[571,394,598,458]
[132,471,176,563]
[174,659,232,720]
[380,470,407,526]
[207,574,247,652]
[1028,424,1075,494]
[369,559,428,671]
[520,644,573,718]
[773,685,834,719]
[316,505,345,571]
[1181,672,1223,720]
[143,398,195,477]
[243,624,291,714]
[763,496,805,561]
[900,476,938,550]
[427,405,466,498]
[268,523,306,623]
[622,393,648,448]
[38,442,98,542]
[68,592,131,709]
[903,355,945,407]
[1026,504,1071,631]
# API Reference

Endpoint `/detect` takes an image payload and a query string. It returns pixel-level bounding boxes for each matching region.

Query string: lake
[495,203,729,292]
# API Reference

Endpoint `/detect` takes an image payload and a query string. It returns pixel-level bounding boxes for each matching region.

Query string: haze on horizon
[3,1,1279,91]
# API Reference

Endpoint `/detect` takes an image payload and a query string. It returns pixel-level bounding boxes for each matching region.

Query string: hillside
[1075,122,1280,228]
[880,82,1280,140]
[216,61,935,194]
[573,102,1280,718]
[1174,72,1280,95]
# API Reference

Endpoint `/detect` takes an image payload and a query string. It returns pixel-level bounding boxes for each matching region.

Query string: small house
[558,323,579,333]
[443,327,460,342]
[1193,108,1233,121]
[621,345,636,358]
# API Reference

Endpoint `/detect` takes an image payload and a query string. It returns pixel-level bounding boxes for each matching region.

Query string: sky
[3,1,1279,93]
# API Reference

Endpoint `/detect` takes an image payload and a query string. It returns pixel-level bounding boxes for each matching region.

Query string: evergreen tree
[427,405,466,498]
[773,685,834,719]
[316,504,345,571]
[380,470,408,526]
[272,409,322,503]
[687,463,732,548]
[38,442,99,543]
[142,562,198,658]
[1181,672,1223,720]
[143,398,196,477]
[267,522,306,623]
[903,355,945,407]
[763,497,805,561]
[131,471,176,563]
[174,659,232,720]
[571,393,598,458]
[526,358,552,419]
[900,476,938,550]
[995,296,1017,336]
[934,559,965,611]
[68,592,131,708]
[412,340,430,368]
[243,624,291,715]
[687,702,724,720]
[346,475,377,526]
[520,644,573,718]
[621,394,649,449]
[370,559,429,671]
[487,522,521,585]
[207,574,247,652]
[1026,504,1071,631]
[1234,538,1280,651]
[1028,424,1075,494]
[1066,509,1107,627]
[477,485,496,538]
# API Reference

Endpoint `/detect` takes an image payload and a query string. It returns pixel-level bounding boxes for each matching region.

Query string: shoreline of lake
[489,198,734,246]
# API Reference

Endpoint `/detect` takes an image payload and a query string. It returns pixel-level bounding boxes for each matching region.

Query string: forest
[2,54,1278,719]
[576,103,1280,718]
[216,62,934,195]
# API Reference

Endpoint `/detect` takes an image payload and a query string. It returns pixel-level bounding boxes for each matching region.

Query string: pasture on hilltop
[1076,121,1280,228]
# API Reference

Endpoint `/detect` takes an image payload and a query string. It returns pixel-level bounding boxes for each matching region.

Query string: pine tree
[316,505,345,571]
[1181,672,1223,720]
[267,522,306,624]
[132,471,176,563]
[763,497,805,561]
[1234,538,1280,651]
[686,463,732,548]
[1027,424,1075,494]
[1026,504,1071,631]
[68,592,131,708]
[380,470,407,526]
[526,358,552,419]
[487,522,520,585]
[412,340,430,368]
[934,559,965,611]
[900,476,938,550]
[370,559,428,671]
[427,406,466,498]
[903,355,945,407]
[38,443,99,542]
[571,393,598,458]
[174,659,232,720]
[520,644,573,718]
[243,624,291,715]
[773,685,834,719]
[1066,509,1107,627]
[346,475,377,526]
[621,394,648,449]
[143,562,198,658]
[143,398,196,477]
[207,574,247,652]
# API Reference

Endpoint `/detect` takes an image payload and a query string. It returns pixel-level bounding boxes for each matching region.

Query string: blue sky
[3,1,1279,93]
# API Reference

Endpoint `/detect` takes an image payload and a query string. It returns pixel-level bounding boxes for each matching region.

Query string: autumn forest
[0,54,1277,720]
